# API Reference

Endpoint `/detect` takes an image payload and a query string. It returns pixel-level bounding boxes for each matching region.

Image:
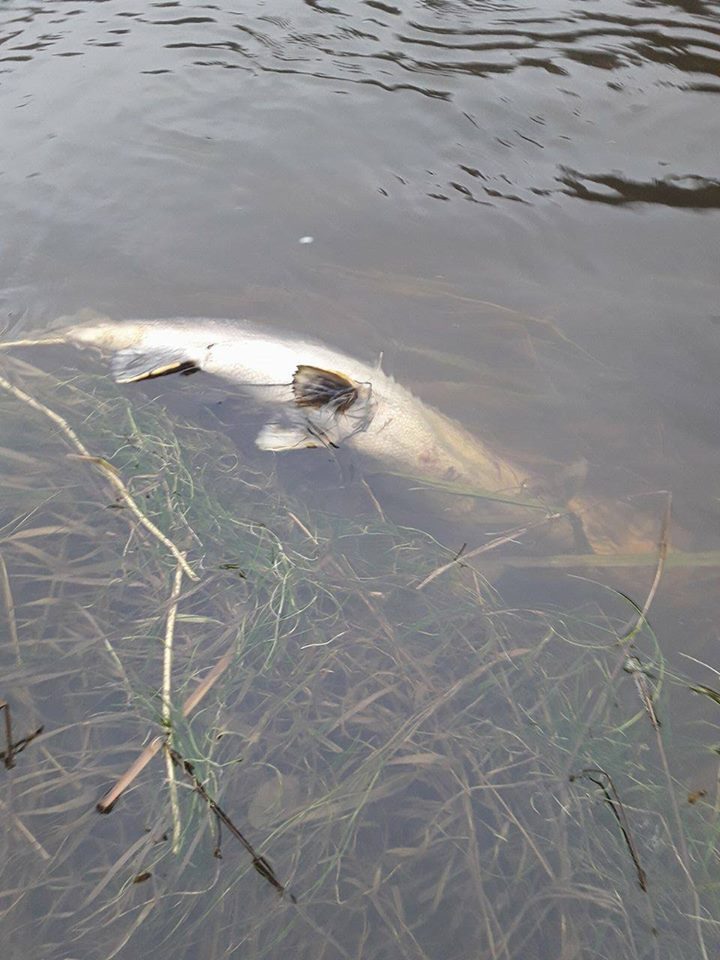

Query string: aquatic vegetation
[0,354,718,960]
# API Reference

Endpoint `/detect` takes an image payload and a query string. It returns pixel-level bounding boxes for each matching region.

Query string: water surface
[1,1,720,957]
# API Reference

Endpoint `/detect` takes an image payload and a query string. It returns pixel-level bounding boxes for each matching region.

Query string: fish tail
[0,313,205,385]
[0,309,116,352]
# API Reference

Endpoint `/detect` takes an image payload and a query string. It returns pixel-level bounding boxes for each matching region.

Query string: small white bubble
[298,236,314,245]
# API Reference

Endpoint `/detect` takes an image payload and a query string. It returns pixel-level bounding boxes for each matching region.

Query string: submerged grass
[0,353,718,959]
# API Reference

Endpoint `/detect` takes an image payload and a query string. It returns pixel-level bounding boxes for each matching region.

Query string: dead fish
[0,315,660,554]
[3,315,530,492]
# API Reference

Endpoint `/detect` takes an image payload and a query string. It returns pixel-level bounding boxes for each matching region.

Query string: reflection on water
[558,168,720,208]
[1,0,720,957]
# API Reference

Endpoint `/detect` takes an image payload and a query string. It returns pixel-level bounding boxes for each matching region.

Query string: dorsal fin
[292,365,360,413]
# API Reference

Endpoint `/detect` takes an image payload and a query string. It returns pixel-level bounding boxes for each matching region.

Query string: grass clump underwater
[0,352,718,960]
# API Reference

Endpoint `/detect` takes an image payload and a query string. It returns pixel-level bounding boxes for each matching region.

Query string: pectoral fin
[256,366,376,453]
[111,347,201,383]
[255,423,323,452]
[293,365,360,413]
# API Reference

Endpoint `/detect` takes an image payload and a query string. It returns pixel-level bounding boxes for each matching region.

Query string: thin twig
[97,645,236,813]
[168,745,295,902]
[0,798,51,860]
[0,701,14,769]
[360,476,386,522]
[624,657,661,729]
[0,724,44,766]
[572,767,647,892]
[619,493,671,640]
[0,698,42,769]
[415,514,561,590]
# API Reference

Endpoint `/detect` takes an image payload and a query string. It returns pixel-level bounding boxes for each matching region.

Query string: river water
[1,1,719,958]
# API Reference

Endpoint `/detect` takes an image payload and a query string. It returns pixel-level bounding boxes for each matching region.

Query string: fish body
[1,315,661,554]
[59,316,530,498]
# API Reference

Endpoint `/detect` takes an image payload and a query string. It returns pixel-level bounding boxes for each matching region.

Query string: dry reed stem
[360,476,386,522]
[0,551,20,664]
[485,549,720,569]
[619,493,671,640]
[0,370,199,581]
[97,644,236,813]
[415,514,561,590]
[69,456,199,582]
[0,372,91,456]
[162,560,185,851]
[287,511,316,543]
[0,700,13,769]
[0,797,51,860]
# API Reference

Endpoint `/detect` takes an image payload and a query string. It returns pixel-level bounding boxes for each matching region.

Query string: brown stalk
[97,644,236,813]
[0,700,43,768]
[168,745,295,901]
[571,767,647,892]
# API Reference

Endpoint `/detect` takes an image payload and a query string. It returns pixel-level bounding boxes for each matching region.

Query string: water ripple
[0,0,718,213]
[558,168,720,209]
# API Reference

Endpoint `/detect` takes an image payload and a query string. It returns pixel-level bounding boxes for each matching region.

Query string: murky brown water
[1,1,720,958]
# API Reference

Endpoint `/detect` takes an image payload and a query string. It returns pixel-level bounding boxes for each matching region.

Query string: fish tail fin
[0,310,117,352]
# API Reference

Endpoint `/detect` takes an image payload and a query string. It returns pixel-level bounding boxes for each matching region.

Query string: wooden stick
[0,700,13,769]
[97,645,236,813]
